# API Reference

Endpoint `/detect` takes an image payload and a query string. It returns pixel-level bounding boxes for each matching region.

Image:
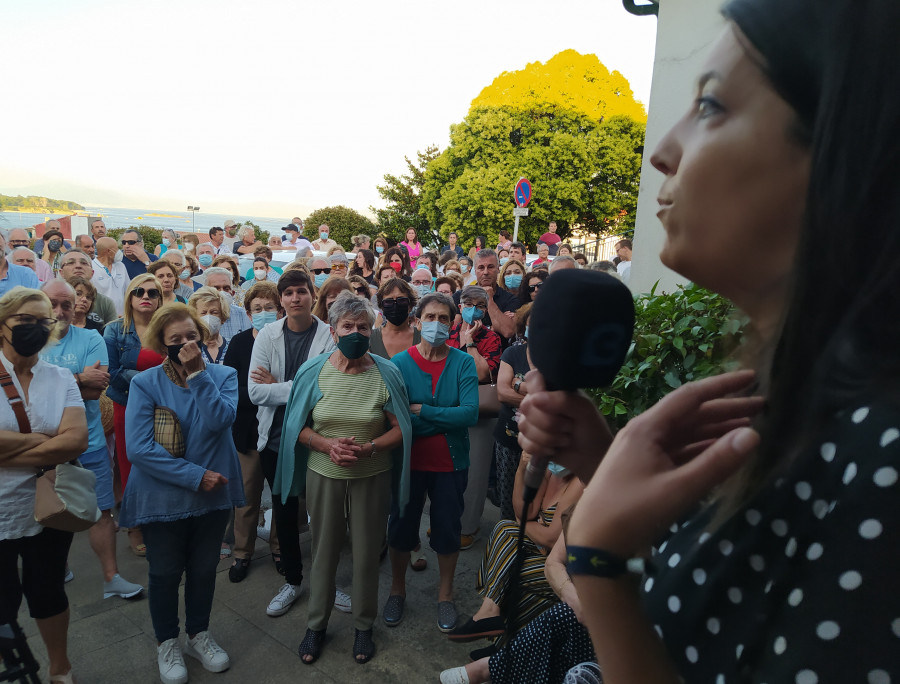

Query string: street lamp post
[187,206,200,232]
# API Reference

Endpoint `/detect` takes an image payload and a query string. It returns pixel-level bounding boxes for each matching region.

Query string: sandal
[219,544,232,561]
[127,528,146,557]
[409,543,427,572]
[298,628,325,665]
[353,628,375,664]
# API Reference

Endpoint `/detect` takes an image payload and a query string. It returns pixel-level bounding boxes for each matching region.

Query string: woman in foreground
[445,0,900,681]
[521,1,898,682]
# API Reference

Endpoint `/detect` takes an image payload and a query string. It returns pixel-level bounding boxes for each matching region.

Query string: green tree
[302,206,376,251]
[420,51,645,252]
[371,145,441,245]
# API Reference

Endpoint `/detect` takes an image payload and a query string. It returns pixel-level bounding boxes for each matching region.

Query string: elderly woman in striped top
[274,290,412,666]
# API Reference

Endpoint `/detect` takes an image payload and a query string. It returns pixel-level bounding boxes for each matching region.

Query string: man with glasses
[0,237,39,296]
[39,280,145,601]
[91,237,129,315]
[203,267,251,341]
[120,229,157,280]
[59,250,117,324]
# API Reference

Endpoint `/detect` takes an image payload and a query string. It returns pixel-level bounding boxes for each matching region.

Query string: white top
[0,353,83,540]
[213,242,232,255]
[283,236,313,253]
[91,257,129,315]
[617,259,632,285]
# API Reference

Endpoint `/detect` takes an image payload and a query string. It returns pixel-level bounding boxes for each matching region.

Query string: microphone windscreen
[528,269,635,391]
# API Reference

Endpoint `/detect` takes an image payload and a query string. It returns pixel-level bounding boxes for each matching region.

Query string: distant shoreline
[1,208,80,215]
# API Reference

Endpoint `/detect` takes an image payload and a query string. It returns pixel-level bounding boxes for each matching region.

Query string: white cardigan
[248,316,335,452]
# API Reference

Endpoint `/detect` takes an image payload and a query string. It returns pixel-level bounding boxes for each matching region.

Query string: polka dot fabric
[641,400,900,682]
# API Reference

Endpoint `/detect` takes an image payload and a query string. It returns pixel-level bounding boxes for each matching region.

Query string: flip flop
[410,544,427,572]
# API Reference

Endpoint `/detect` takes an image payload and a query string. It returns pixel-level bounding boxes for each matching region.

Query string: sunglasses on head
[132,287,161,299]
[311,268,328,275]
[528,282,544,293]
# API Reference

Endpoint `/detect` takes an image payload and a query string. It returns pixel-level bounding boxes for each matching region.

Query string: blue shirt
[0,261,40,296]
[40,325,108,453]
[221,306,251,342]
[122,253,158,280]
[119,363,245,526]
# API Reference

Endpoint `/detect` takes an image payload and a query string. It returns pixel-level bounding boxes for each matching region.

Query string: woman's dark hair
[415,292,458,320]
[518,269,548,304]
[350,249,375,276]
[717,0,900,512]
[253,257,268,269]
[382,246,412,277]
[376,276,416,308]
[474,235,487,251]
[43,229,64,243]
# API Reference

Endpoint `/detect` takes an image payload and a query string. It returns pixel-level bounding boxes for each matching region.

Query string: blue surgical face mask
[499,257,509,266]
[420,320,450,346]
[414,283,432,298]
[375,245,384,254]
[314,272,329,288]
[319,232,329,240]
[505,274,522,290]
[524,326,529,339]
[461,305,485,325]
[547,462,568,477]
[162,237,171,247]
[179,268,190,279]
[198,253,213,267]
[460,263,469,273]
[252,310,277,330]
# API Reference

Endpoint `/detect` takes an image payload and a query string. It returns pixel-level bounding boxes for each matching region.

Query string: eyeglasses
[9,241,28,247]
[208,285,233,293]
[354,287,369,296]
[7,314,57,330]
[382,297,410,308]
[311,268,328,275]
[132,287,161,299]
[122,239,139,246]
[528,282,544,293]
[330,264,347,271]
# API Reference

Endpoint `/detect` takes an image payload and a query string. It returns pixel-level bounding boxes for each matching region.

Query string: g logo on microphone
[581,323,627,369]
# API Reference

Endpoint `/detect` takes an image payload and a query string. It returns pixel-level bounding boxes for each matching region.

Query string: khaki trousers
[306,468,392,631]
[232,449,280,560]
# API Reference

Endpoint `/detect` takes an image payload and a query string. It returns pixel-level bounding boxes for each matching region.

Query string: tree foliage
[371,146,440,245]
[302,206,376,250]
[0,194,84,212]
[419,50,645,251]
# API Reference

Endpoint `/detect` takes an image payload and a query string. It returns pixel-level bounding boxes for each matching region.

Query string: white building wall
[630,0,727,295]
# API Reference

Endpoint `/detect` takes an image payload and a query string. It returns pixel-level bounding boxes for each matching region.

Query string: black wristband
[566,545,653,578]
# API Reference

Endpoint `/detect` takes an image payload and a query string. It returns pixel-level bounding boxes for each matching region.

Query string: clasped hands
[517,368,765,557]
[326,436,372,467]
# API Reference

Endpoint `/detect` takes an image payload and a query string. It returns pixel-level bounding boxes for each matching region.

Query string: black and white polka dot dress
[642,400,899,683]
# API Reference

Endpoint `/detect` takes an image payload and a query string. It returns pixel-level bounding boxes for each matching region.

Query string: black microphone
[523,268,635,496]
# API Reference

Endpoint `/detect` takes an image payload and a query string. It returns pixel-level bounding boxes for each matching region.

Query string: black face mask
[382,301,410,327]
[166,343,185,365]
[6,323,51,357]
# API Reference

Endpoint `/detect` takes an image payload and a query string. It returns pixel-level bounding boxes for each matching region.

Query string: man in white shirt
[615,238,633,285]
[92,237,129,315]
[278,223,313,255]
[311,224,342,252]
[209,226,231,255]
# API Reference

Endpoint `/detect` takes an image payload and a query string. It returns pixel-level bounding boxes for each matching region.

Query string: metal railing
[569,234,621,263]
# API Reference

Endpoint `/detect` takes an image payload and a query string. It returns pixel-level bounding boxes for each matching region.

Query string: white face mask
[201,314,222,337]
[184,243,194,252]
[254,268,267,280]
[114,249,124,263]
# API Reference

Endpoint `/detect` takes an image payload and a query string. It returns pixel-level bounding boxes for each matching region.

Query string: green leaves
[302,207,375,250]
[587,283,748,431]
[371,145,441,245]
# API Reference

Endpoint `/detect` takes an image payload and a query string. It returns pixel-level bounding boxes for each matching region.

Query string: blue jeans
[142,509,230,642]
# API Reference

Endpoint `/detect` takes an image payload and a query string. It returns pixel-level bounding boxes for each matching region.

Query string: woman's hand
[250,366,276,384]
[179,341,206,376]
[409,403,422,416]
[517,369,614,483]
[565,370,764,557]
[200,470,228,492]
[328,436,361,467]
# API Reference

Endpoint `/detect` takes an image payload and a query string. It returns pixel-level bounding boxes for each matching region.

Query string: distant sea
[0,207,293,236]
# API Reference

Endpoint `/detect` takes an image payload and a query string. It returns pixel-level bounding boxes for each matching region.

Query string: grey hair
[474,248,498,264]
[329,252,348,265]
[201,266,234,283]
[60,249,90,265]
[11,246,37,259]
[415,292,459,320]
[328,289,375,328]
[237,225,256,241]
[587,260,620,277]
[161,228,178,241]
[188,285,231,322]
[460,285,488,306]
[550,255,577,272]
[351,234,370,247]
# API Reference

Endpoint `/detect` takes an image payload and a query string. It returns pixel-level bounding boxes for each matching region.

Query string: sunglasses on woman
[132,287,161,299]
[528,282,544,293]
[354,287,369,296]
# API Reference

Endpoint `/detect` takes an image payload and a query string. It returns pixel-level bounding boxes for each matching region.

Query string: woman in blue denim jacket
[103,274,164,555]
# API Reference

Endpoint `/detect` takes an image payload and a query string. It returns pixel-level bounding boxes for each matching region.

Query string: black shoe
[298,628,325,665]
[447,616,506,642]
[228,558,250,583]
[353,628,375,664]
[470,644,498,661]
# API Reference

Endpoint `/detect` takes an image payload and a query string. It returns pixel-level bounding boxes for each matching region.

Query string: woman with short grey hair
[274,290,412,665]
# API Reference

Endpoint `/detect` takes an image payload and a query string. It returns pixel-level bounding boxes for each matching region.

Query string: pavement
[14,497,502,684]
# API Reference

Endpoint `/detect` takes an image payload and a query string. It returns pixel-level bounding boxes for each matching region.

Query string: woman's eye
[695,95,722,119]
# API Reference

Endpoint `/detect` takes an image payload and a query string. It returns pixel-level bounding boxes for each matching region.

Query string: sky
[2,0,658,219]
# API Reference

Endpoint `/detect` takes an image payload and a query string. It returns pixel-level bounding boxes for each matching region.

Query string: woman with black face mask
[0,286,89,684]
[39,229,67,278]
[369,278,420,360]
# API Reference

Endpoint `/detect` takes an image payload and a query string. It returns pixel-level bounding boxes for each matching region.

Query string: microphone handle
[523,453,549,502]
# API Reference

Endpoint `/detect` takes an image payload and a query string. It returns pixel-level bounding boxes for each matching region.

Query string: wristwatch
[369,439,377,457]
[466,342,477,349]
[513,379,523,394]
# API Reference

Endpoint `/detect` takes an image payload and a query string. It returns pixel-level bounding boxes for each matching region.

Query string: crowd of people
[2,0,898,679]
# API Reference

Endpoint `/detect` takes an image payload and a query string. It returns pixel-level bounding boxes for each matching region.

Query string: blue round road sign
[514,177,532,208]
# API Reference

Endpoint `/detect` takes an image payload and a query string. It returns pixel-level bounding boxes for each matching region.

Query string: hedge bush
[588,282,748,431]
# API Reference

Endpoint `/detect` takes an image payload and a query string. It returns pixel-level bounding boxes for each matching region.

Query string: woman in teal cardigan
[274,291,412,666]
[384,292,480,634]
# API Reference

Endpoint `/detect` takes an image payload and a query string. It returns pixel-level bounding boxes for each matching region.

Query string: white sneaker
[157,638,188,684]
[266,583,301,617]
[184,631,230,673]
[334,589,352,613]
[103,573,144,599]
